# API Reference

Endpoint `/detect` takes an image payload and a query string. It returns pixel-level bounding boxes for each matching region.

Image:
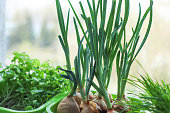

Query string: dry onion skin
[93,93,107,112]
[106,91,112,99]
[77,88,94,100]
[107,108,119,113]
[88,90,94,100]
[74,92,82,106]
[93,97,107,112]
[80,101,99,113]
[57,96,80,113]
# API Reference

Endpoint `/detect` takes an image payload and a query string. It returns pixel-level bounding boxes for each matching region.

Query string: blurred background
[0,0,170,93]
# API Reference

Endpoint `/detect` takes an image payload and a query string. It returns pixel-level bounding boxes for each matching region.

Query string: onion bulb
[80,101,99,113]
[93,97,107,112]
[57,96,80,113]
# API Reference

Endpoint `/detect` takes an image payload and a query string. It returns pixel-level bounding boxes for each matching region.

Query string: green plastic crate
[46,93,68,113]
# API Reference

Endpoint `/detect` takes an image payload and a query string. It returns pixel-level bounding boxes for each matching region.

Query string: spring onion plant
[66,0,128,109]
[60,52,95,101]
[56,0,95,98]
[56,0,153,111]
[56,0,71,71]
[55,0,74,89]
[57,37,97,113]
[56,0,91,89]
[116,0,153,100]
[67,0,152,108]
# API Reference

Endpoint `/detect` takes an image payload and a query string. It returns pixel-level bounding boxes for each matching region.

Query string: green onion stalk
[58,36,96,102]
[56,0,91,90]
[56,0,72,87]
[116,0,153,100]
[56,0,96,99]
[56,0,153,111]
[57,38,98,113]
[67,0,130,109]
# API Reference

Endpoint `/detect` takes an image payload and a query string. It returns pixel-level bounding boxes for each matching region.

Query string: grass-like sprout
[129,73,170,113]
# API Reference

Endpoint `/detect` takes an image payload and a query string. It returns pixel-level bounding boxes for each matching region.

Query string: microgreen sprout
[129,73,170,113]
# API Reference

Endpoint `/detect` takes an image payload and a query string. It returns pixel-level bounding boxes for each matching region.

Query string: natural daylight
[0,0,170,113]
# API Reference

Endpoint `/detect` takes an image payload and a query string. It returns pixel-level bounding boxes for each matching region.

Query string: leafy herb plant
[0,52,69,111]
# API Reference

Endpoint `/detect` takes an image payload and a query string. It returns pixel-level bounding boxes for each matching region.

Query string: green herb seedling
[0,52,69,110]
[128,61,170,113]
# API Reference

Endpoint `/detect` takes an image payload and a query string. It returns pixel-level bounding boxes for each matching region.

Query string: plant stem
[96,73,112,108]
[68,80,77,97]
[65,53,71,71]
